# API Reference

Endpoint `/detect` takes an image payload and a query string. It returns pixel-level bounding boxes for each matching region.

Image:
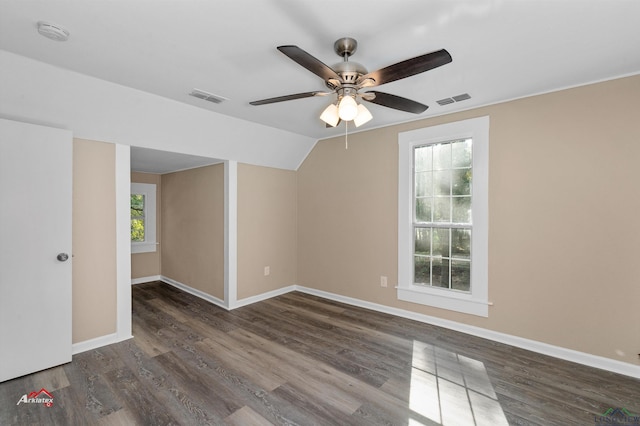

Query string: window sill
[131,242,157,254]
[397,285,489,317]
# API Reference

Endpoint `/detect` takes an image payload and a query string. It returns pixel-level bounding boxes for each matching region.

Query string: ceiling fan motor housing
[334,37,358,58]
[330,37,368,87]
[337,86,358,101]
[328,61,368,88]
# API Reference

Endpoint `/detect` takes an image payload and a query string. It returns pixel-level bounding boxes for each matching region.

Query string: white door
[0,119,73,382]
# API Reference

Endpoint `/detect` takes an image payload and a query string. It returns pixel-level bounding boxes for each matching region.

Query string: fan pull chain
[345,121,348,150]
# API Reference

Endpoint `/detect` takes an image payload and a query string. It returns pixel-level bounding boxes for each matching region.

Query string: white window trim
[131,182,157,254]
[398,116,489,317]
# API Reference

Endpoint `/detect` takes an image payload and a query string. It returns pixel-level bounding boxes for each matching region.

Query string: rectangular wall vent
[189,89,228,104]
[437,93,471,106]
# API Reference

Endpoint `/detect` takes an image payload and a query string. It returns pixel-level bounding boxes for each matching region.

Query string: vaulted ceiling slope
[1,0,640,142]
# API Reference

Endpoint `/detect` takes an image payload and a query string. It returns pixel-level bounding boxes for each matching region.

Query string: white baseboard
[294,286,640,380]
[72,332,133,355]
[160,276,228,310]
[159,277,296,311]
[232,285,297,309]
[131,275,162,285]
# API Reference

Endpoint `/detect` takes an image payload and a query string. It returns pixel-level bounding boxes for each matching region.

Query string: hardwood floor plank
[227,327,415,421]
[103,366,178,425]
[154,350,242,419]
[28,365,70,393]
[278,291,348,315]
[224,405,274,426]
[72,345,127,376]
[45,384,93,425]
[231,305,391,387]
[165,332,336,425]
[130,282,161,300]
[96,408,138,425]
[196,337,287,392]
[131,316,172,357]
[270,383,356,426]
[222,329,364,414]
[109,339,223,425]
[469,390,510,426]
[266,297,415,363]
[147,296,197,324]
[61,358,123,419]
[262,303,413,383]
[239,302,345,354]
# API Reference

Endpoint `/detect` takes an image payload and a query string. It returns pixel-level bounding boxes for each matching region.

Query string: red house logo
[16,388,54,407]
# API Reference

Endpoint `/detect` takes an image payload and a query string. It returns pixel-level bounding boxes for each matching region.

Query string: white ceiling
[130,147,222,174]
[1,0,639,169]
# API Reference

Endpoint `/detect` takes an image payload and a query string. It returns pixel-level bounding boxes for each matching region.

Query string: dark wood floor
[1,282,638,425]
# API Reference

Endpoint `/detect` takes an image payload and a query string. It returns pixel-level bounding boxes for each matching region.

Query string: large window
[414,138,472,291]
[131,182,157,254]
[398,117,489,316]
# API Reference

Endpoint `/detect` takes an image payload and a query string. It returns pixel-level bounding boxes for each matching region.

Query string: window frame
[131,182,157,254]
[398,116,489,317]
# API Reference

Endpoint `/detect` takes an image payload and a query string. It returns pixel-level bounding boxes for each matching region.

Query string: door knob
[57,253,69,262]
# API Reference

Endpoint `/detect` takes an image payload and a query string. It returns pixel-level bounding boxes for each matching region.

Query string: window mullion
[429,226,433,286]
[414,223,471,229]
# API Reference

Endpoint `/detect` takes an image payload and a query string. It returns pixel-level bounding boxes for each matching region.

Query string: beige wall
[238,163,298,299]
[131,172,162,279]
[161,164,225,299]
[297,74,640,365]
[72,138,117,343]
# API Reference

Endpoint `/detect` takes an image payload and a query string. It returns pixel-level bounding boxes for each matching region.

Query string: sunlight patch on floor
[408,340,508,426]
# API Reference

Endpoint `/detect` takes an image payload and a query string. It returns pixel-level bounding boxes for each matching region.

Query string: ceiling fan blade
[356,49,452,87]
[250,91,329,106]
[363,91,429,114]
[278,45,341,82]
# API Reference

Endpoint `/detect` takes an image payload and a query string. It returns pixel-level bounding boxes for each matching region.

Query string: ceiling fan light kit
[337,95,358,121]
[318,94,373,128]
[353,104,373,127]
[250,37,452,130]
[320,103,340,127]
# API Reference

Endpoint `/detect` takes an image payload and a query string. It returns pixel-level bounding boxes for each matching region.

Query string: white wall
[0,50,316,171]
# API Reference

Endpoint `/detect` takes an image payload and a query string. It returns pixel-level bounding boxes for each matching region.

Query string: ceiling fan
[250,37,452,128]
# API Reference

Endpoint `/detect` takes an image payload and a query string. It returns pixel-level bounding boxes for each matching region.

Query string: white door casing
[0,119,73,382]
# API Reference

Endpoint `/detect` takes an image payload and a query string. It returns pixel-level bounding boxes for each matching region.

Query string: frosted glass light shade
[353,104,373,127]
[319,103,340,127]
[338,95,358,121]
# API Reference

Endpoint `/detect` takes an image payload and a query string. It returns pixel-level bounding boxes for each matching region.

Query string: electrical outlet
[380,276,388,287]
[264,266,270,276]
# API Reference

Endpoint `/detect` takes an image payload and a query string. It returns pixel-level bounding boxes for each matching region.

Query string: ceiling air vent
[189,89,227,104]
[436,97,455,106]
[437,93,471,106]
[452,93,471,102]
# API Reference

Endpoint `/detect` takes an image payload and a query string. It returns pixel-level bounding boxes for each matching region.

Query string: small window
[398,116,489,317]
[130,194,145,242]
[131,183,156,254]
